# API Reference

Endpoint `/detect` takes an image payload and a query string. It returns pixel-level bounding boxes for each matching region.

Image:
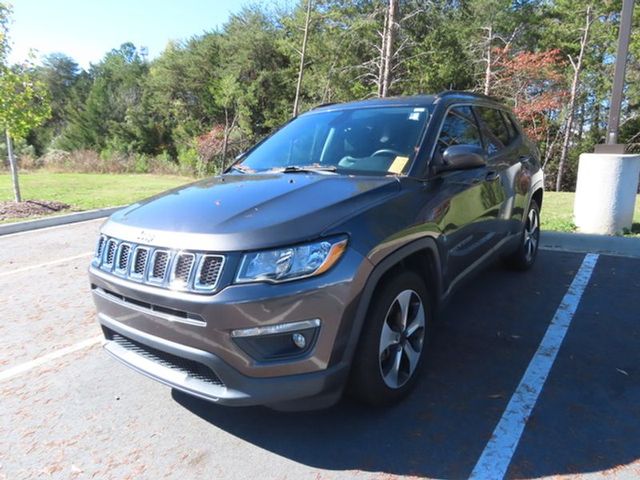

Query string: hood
[102,173,400,251]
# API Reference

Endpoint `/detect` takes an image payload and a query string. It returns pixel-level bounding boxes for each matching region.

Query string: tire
[349,270,431,406]
[504,199,541,271]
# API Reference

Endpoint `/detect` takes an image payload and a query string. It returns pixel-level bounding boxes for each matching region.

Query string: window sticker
[413,107,426,112]
[388,156,409,174]
[409,112,421,121]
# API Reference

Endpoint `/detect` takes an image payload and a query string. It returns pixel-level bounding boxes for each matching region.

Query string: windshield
[238,106,430,176]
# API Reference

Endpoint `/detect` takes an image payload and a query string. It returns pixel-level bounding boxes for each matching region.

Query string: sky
[7,0,251,68]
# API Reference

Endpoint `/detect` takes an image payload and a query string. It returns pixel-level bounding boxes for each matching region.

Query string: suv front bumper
[89,247,371,408]
[99,313,349,408]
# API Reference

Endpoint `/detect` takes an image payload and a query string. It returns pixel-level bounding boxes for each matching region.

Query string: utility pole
[574,0,640,235]
[605,0,634,146]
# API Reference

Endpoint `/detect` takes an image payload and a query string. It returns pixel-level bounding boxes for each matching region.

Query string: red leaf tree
[492,48,568,141]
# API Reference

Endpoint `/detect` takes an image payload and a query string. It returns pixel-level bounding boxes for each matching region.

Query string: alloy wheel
[524,207,540,262]
[378,289,426,389]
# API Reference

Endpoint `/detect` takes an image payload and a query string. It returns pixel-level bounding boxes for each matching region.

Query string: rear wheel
[350,270,431,406]
[504,199,540,270]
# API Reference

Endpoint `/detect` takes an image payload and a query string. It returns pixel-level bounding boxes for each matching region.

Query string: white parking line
[0,336,103,382]
[0,252,94,278]
[469,253,599,480]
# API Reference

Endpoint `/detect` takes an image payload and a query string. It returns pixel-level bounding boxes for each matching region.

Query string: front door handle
[486,171,500,182]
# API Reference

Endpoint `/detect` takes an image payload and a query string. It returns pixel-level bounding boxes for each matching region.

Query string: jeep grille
[92,235,224,293]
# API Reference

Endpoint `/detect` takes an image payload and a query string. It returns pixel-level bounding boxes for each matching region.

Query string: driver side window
[435,106,482,163]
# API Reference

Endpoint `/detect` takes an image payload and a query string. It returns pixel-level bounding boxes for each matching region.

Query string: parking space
[1,221,639,479]
[0,220,103,369]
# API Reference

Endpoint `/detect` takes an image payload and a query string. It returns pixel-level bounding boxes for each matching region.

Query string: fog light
[292,333,306,349]
[231,319,321,338]
[231,319,321,361]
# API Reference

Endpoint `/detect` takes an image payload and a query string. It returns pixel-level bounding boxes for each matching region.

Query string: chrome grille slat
[150,250,170,281]
[103,239,118,268]
[194,255,224,291]
[115,243,131,273]
[94,236,224,294]
[171,253,195,287]
[95,235,106,259]
[131,247,149,277]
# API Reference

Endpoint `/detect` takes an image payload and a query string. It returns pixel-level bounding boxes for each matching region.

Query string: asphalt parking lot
[1,219,639,479]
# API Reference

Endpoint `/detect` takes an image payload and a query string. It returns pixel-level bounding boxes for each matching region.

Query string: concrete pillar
[574,153,640,234]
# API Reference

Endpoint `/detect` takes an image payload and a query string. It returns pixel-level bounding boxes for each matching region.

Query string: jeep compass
[89,91,543,410]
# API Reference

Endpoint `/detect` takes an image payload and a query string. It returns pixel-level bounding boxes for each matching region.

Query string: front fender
[329,236,443,370]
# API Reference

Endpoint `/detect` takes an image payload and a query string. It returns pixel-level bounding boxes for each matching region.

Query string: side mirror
[438,145,487,172]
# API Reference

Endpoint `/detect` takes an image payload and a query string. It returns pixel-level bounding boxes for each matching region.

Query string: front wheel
[349,270,431,406]
[504,199,540,270]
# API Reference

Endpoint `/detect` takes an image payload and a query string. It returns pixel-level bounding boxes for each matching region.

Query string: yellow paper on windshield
[388,156,409,174]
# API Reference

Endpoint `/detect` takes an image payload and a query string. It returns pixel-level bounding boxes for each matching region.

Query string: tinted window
[435,106,482,160]
[476,107,510,154]
[239,107,429,175]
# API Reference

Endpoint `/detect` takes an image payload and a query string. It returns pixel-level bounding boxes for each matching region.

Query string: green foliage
[0,2,10,65]
[177,144,200,173]
[0,49,51,140]
[59,43,149,153]
[0,0,51,203]
[7,0,640,192]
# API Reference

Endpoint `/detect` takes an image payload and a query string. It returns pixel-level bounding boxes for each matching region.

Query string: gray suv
[89,91,543,410]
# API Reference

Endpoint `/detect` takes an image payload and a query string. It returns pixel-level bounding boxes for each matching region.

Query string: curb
[540,230,640,259]
[0,206,123,236]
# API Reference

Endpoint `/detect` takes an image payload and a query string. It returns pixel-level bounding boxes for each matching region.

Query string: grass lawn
[542,191,640,236]
[1,172,639,236]
[0,172,193,223]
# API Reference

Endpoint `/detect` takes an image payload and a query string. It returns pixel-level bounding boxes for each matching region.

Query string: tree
[29,53,86,153]
[493,48,567,138]
[292,0,313,116]
[492,48,568,169]
[464,0,548,96]
[555,5,593,192]
[378,0,398,97]
[217,6,292,136]
[0,3,51,202]
[60,43,149,153]
[146,34,222,154]
[211,73,241,170]
[4,0,638,191]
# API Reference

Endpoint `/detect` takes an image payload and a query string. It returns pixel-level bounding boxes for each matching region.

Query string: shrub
[147,152,182,175]
[177,145,199,175]
[134,154,149,174]
[18,153,43,170]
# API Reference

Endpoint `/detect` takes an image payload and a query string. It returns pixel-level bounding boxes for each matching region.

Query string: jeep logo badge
[136,230,154,243]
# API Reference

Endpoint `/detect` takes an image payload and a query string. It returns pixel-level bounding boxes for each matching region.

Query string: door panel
[474,106,521,236]
[436,166,503,285]
[429,105,503,286]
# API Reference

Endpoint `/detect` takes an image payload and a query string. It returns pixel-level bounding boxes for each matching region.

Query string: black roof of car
[309,90,502,114]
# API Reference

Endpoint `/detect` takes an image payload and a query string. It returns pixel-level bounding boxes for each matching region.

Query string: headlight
[236,237,348,283]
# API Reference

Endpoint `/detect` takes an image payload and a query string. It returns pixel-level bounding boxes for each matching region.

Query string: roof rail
[436,90,499,102]
[312,102,337,109]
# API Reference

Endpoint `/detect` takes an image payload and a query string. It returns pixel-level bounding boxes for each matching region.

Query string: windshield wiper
[228,164,254,174]
[278,165,337,174]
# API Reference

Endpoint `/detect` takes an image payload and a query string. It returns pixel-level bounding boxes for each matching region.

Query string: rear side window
[435,106,482,160]
[502,111,520,141]
[476,107,510,155]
